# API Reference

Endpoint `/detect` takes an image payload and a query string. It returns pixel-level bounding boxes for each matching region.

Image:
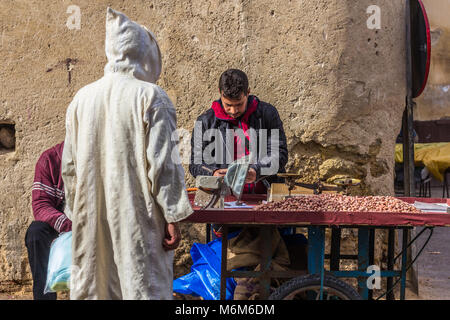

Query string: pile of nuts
[254,194,422,213]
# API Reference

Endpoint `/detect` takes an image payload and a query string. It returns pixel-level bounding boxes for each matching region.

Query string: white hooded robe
[61,8,193,300]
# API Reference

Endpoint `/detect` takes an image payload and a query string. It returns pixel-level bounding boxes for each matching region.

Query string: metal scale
[194,156,251,209]
[277,173,361,197]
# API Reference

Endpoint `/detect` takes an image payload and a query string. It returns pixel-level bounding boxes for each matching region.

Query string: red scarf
[211,97,266,194]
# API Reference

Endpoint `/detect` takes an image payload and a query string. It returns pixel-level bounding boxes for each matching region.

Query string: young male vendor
[189,68,288,198]
[189,69,307,299]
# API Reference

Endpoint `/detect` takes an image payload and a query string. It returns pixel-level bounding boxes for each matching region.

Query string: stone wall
[0,0,407,282]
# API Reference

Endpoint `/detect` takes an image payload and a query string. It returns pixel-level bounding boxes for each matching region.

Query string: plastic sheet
[395,143,450,181]
[44,231,72,294]
[173,236,237,300]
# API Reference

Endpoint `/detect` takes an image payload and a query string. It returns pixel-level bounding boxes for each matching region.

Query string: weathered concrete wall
[286,1,406,197]
[0,0,407,282]
[415,0,450,121]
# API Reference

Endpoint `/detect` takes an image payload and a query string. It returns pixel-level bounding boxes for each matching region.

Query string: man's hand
[213,168,227,177]
[163,222,181,251]
[245,167,257,184]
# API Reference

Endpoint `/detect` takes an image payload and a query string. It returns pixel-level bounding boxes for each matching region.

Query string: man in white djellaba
[61,7,193,300]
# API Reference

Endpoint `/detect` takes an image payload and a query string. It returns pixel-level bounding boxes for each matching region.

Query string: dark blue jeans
[25,221,59,300]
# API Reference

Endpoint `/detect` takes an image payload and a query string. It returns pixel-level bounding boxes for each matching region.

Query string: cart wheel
[268,274,362,300]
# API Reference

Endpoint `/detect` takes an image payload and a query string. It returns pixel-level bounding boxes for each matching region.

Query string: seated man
[25,141,71,300]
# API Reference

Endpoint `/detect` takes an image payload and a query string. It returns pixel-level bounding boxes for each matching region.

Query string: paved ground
[414,226,450,299]
[410,185,450,300]
[394,184,450,300]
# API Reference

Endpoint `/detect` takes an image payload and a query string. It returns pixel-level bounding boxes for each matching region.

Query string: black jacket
[189,95,288,186]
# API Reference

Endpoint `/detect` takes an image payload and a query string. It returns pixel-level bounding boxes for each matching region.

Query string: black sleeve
[189,116,219,177]
[250,105,288,181]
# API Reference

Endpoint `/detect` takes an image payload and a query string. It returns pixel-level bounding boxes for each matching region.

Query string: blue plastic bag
[173,237,237,300]
[44,231,72,294]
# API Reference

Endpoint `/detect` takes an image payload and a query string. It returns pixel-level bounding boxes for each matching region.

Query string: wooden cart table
[183,195,450,300]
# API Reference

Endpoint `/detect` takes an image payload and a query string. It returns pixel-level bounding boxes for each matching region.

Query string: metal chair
[443,168,450,198]
[395,164,429,197]
[418,174,431,198]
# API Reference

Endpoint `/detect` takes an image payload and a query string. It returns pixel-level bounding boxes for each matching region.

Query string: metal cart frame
[219,224,433,300]
[184,196,449,300]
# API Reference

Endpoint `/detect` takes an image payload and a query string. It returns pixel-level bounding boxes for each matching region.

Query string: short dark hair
[219,69,249,99]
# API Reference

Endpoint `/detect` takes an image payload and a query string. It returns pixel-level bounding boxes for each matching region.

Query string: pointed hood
[104,7,162,83]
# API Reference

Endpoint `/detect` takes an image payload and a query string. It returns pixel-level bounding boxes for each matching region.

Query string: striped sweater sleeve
[31,155,71,233]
